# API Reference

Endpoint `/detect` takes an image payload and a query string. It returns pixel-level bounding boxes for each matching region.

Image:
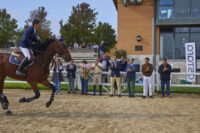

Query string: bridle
[57,42,68,59]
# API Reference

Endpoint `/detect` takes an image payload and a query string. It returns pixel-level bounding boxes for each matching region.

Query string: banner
[185,42,196,82]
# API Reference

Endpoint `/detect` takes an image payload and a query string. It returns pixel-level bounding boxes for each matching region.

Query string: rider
[15,19,40,76]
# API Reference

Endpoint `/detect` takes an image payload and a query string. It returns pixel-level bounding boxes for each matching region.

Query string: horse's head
[55,41,72,62]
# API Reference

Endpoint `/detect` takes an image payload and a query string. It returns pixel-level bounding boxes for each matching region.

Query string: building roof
[113,0,117,10]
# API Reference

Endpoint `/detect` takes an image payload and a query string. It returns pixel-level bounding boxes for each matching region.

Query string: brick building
[113,0,200,72]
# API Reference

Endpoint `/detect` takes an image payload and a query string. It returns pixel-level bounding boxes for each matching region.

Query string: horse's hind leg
[0,76,12,115]
[19,82,40,103]
[40,80,56,108]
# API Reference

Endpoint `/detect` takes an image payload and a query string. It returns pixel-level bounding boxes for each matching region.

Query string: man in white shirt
[92,57,103,96]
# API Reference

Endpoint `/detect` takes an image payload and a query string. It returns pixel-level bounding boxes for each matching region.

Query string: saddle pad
[9,55,34,66]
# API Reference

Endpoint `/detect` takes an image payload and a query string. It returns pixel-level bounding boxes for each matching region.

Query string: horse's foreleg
[19,82,40,103]
[41,80,56,108]
[0,76,12,115]
[0,93,12,115]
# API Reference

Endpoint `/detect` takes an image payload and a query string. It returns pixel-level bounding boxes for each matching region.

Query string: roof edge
[113,0,118,11]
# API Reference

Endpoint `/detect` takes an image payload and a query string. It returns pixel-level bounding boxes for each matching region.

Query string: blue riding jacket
[18,26,37,49]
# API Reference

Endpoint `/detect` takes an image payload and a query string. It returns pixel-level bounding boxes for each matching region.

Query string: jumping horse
[0,39,71,115]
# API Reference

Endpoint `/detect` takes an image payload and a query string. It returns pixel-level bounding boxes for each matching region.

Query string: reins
[32,40,65,67]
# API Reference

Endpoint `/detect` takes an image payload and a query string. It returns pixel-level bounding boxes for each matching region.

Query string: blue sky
[0,0,117,36]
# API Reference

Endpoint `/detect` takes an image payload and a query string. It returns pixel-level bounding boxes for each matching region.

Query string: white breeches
[20,47,31,60]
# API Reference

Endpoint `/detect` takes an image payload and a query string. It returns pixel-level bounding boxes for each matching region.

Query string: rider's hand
[32,42,35,45]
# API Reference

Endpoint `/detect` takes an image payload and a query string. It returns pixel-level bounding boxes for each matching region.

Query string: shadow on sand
[14,111,188,119]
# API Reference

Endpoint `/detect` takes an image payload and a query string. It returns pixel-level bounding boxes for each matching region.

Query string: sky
[0,0,117,36]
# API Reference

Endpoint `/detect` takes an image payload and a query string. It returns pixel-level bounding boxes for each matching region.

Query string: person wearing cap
[142,57,153,98]
[158,59,172,98]
[16,19,40,76]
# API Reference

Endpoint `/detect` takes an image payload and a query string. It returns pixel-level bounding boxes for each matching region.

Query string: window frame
[157,0,200,19]
[159,26,200,60]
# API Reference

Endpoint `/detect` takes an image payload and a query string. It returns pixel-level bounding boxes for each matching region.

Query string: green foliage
[0,9,18,48]
[60,3,98,45]
[60,3,117,51]
[25,6,54,42]
[93,22,116,52]
[115,49,127,59]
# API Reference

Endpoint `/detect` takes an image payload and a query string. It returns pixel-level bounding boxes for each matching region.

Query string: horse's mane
[32,38,56,55]
[39,38,56,52]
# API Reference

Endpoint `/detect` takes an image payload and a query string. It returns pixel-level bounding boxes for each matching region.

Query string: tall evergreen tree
[60,3,98,45]
[0,9,18,48]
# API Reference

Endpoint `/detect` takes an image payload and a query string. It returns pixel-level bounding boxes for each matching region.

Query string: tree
[25,6,53,42]
[93,22,117,52]
[0,9,18,48]
[13,27,26,46]
[60,3,98,45]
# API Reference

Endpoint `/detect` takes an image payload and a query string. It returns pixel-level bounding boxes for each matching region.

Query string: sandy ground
[0,89,199,133]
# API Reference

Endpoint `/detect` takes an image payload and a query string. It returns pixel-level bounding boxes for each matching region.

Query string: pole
[153,0,157,92]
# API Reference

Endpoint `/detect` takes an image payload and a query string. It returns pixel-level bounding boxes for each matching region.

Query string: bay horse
[0,39,71,115]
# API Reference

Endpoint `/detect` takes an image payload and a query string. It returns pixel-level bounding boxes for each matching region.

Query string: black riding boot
[99,85,102,96]
[15,57,29,76]
[93,86,96,95]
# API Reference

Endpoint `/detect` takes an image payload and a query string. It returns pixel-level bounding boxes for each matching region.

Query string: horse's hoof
[6,110,13,116]
[19,97,26,103]
[46,102,51,108]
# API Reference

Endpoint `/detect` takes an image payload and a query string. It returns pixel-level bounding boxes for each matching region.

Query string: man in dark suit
[158,59,172,98]
[16,19,40,76]
[66,59,77,94]
[110,55,121,97]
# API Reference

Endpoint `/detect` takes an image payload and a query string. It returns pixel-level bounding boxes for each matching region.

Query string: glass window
[159,0,174,6]
[175,27,189,33]
[159,6,174,19]
[191,0,200,17]
[135,46,143,51]
[190,27,200,32]
[190,33,200,58]
[160,26,200,60]
[175,0,190,18]
[174,33,189,59]
[160,33,174,59]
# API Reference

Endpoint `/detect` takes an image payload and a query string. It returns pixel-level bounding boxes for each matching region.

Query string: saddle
[9,48,34,66]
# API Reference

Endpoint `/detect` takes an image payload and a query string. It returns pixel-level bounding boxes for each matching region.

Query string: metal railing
[5,71,200,93]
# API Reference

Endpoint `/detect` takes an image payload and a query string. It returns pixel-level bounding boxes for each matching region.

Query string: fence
[5,71,200,94]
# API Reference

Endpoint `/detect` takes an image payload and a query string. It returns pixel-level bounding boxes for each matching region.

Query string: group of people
[14,18,171,98]
[68,41,105,58]
[51,55,172,98]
